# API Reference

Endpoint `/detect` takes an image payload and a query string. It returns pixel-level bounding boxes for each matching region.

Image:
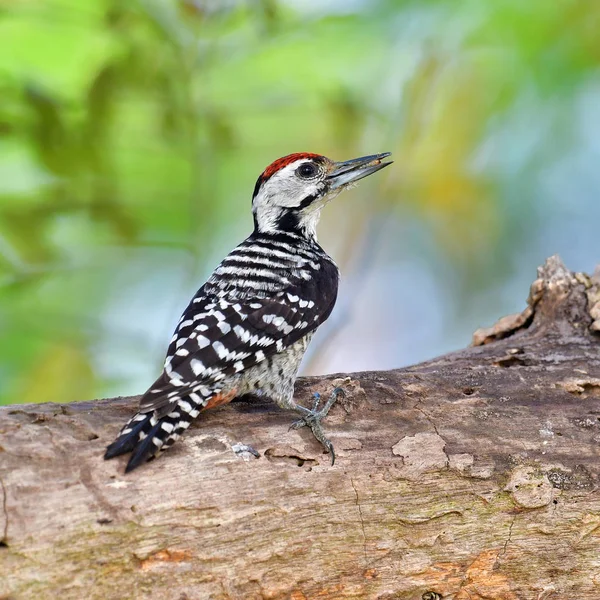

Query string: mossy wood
[1,256,599,600]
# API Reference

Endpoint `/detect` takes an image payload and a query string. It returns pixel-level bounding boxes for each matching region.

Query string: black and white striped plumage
[105,151,392,472]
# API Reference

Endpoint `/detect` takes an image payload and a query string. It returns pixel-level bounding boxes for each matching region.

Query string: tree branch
[1,256,599,600]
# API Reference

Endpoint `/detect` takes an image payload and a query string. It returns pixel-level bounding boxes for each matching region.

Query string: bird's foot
[290,387,344,465]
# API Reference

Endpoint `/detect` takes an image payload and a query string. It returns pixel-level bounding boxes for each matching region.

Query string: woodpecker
[105,151,392,472]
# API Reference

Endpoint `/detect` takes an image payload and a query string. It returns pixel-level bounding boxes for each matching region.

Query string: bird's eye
[296,162,319,179]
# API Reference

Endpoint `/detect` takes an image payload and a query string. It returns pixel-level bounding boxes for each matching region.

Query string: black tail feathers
[104,401,197,472]
[104,413,154,460]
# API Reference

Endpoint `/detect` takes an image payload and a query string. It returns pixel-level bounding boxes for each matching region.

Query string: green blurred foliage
[1,0,598,405]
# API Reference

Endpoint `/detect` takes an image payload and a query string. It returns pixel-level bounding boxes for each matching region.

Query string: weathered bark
[1,256,599,600]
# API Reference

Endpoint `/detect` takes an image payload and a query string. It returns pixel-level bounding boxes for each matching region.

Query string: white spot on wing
[234,325,250,342]
[212,341,228,359]
[178,400,192,413]
[190,359,205,375]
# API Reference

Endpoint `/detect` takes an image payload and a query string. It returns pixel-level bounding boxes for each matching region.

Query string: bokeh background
[1,0,599,406]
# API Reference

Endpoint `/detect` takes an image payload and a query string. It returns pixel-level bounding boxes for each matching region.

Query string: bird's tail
[104,395,200,472]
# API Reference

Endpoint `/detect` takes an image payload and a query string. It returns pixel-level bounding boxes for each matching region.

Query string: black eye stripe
[296,193,317,210]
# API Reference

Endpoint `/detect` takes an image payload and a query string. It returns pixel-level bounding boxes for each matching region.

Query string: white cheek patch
[252,159,326,233]
[296,208,323,239]
[253,203,284,233]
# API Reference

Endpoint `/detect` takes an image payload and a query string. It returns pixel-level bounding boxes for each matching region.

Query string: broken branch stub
[472,254,600,345]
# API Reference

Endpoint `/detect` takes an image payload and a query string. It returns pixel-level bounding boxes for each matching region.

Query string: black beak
[328,152,392,190]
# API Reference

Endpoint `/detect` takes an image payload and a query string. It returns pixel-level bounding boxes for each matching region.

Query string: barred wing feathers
[139,272,338,415]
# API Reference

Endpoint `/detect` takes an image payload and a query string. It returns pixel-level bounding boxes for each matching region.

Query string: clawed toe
[289,417,307,431]
[288,387,344,465]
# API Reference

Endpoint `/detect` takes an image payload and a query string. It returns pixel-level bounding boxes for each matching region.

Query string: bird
[105,151,392,472]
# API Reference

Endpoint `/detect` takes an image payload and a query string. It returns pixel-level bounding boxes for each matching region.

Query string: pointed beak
[328,152,392,190]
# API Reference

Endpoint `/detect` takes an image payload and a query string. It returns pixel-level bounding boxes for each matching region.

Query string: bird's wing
[139,279,337,415]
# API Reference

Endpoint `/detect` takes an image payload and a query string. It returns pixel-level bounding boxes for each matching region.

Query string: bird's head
[251,152,392,237]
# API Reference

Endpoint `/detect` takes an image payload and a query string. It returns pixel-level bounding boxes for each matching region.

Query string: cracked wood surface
[1,256,599,600]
